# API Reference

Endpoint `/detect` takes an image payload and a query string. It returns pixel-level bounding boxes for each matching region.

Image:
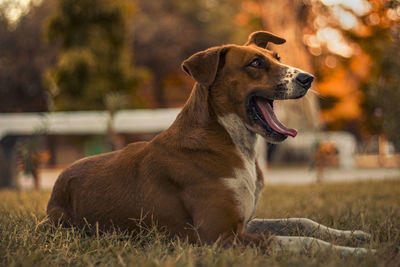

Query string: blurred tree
[133,0,256,107]
[16,138,43,191]
[0,0,56,112]
[104,91,126,150]
[258,0,321,132]
[299,1,374,136]
[0,0,56,188]
[353,1,400,149]
[302,0,400,149]
[46,0,147,110]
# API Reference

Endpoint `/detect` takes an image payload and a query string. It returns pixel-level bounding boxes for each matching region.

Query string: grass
[1,179,400,266]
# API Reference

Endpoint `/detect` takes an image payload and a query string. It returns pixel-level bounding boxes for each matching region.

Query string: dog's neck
[161,84,257,160]
[175,84,210,127]
[216,113,257,160]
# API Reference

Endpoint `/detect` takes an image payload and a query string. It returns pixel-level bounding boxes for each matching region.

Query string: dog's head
[182,31,314,143]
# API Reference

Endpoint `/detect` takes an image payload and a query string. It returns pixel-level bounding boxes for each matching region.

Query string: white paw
[338,246,376,257]
[351,230,372,242]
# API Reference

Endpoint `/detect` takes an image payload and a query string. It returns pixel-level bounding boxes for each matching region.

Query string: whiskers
[308,88,323,99]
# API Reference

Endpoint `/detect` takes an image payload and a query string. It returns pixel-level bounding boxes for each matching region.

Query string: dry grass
[1,179,399,266]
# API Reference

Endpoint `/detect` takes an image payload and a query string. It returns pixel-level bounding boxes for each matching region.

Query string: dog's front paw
[351,230,372,242]
[338,246,376,258]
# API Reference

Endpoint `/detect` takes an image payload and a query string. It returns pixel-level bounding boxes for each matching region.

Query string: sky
[0,0,43,25]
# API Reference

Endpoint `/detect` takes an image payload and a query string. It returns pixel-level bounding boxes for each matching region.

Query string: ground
[1,179,399,266]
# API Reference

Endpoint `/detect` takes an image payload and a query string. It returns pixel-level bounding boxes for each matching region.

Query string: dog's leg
[247,218,371,242]
[269,236,374,257]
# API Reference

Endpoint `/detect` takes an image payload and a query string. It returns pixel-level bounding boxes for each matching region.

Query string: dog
[47,31,373,256]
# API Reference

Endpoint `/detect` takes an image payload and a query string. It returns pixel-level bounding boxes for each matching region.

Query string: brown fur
[47,31,309,248]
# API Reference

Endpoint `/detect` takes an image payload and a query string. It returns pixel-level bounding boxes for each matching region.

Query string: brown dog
[47,31,372,256]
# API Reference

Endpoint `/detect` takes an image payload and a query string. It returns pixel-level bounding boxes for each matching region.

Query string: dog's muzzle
[295,73,314,90]
[246,70,314,142]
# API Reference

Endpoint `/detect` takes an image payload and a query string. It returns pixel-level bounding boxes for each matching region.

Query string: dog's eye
[249,58,263,68]
[273,53,281,61]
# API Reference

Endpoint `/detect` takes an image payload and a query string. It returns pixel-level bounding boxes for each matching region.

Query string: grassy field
[1,179,399,266]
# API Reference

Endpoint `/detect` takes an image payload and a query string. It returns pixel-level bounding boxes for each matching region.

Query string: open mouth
[247,95,297,140]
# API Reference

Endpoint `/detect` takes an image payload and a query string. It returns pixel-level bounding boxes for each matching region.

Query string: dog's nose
[295,73,314,89]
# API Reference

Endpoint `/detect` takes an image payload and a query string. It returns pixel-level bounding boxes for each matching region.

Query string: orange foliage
[318,51,371,123]
[235,0,262,26]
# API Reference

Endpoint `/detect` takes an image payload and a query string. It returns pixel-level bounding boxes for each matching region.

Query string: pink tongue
[255,100,297,137]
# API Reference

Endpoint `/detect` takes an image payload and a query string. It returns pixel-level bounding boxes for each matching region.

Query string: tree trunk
[32,167,41,191]
[259,0,320,132]
[0,136,19,189]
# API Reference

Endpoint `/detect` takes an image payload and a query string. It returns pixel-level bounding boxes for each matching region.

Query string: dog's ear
[181,47,226,87]
[245,31,286,48]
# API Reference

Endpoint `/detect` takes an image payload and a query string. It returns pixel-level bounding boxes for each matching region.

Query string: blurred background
[0,0,399,190]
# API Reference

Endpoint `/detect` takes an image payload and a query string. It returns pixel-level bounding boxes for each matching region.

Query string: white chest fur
[217,113,258,222]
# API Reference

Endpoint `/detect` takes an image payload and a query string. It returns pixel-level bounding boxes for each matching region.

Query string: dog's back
[47,142,146,228]
[47,140,199,238]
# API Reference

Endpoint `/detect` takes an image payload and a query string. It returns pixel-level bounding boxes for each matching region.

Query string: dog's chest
[217,113,260,223]
[223,158,258,223]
